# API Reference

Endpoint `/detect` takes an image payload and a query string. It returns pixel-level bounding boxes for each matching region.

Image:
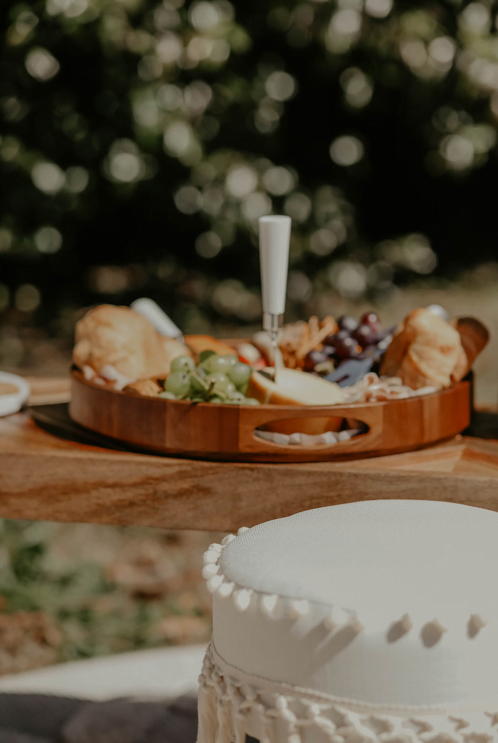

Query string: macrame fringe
[197,645,338,743]
[197,644,498,743]
[216,695,234,743]
[197,679,219,743]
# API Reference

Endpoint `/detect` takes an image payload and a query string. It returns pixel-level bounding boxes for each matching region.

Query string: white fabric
[211,501,498,708]
[198,642,498,743]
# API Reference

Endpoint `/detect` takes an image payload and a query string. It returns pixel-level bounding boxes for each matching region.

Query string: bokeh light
[189,2,220,32]
[65,166,89,193]
[35,226,63,254]
[195,231,222,258]
[262,166,295,195]
[15,284,41,312]
[242,192,272,221]
[3,0,498,349]
[330,136,364,166]
[225,165,258,199]
[25,48,60,81]
[365,0,392,19]
[265,71,297,102]
[31,162,65,194]
[340,68,373,108]
[329,262,368,300]
[175,185,203,214]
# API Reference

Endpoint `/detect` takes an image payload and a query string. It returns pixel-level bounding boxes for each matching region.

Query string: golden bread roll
[74,305,191,381]
[380,308,463,389]
[184,335,236,360]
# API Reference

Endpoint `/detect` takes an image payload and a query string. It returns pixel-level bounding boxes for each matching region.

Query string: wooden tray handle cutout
[252,422,371,450]
[239,403,383,454]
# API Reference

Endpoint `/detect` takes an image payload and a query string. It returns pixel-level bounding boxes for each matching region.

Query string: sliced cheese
[247,368,344,406]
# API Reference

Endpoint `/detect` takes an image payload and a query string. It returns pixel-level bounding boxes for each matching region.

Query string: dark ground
[0,694,199,743]
[0,695,259,743]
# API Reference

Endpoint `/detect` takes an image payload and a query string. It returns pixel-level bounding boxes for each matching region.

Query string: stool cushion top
[220,499,498,626]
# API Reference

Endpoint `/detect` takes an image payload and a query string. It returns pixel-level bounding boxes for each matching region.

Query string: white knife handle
[258,215,291,328]
[131,298,183,338]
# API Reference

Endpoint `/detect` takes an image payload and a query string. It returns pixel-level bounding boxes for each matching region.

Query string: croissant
[381,308,489,389]
[380,308,463,389]
[74,305,191,382]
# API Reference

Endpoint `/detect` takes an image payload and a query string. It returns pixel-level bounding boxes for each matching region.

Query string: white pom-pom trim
[260,594,279,618]
[287,599,309,620]
[200,534,489,640]
[424,618,447,644]
[207,574,224,594]
[468,613,487,637]
[202,563,220,580]
[217,581,235,599]
[203,549,220,565]
[234,589,253,611]
[349,615,364,634]
[398,613,413,633]
[322,607,350,631]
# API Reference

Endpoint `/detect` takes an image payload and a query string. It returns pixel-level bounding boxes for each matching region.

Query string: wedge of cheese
[247,368,345,435]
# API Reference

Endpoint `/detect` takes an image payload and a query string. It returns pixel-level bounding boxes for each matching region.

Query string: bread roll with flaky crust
[73,305,191,381]
[450,317,490,382]
[380,308,463,389]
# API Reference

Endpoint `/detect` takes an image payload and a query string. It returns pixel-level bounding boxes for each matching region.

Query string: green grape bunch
[159,351,259,404]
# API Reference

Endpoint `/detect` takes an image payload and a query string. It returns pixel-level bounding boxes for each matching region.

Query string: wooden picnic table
[1,377,498,533]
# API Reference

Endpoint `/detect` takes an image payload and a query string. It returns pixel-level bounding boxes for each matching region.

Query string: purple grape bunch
[304,312,392,374]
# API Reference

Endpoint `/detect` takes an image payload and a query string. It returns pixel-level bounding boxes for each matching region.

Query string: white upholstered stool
[197,500,498,743]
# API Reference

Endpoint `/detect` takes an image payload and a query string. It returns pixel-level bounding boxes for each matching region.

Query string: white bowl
[0,372,30,417]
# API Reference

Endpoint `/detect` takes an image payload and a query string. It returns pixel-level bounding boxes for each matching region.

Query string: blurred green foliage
[0,521,154,660]
[0,520,212,667]
[1,0,498,360]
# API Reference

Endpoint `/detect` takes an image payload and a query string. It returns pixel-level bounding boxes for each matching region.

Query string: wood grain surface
[26,376,71,406]
[69,369,472,463]
[0,377,498,530]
